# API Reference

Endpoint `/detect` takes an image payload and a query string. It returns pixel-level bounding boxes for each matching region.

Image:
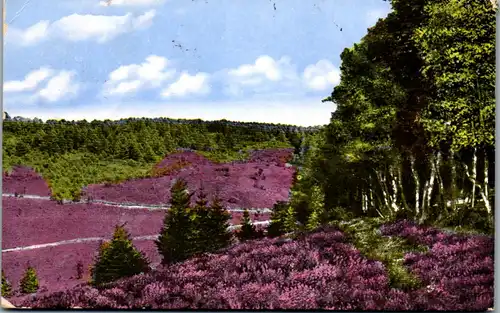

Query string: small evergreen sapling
[20,265,39,294]
[90,224,150,286]
[2,271,12,297]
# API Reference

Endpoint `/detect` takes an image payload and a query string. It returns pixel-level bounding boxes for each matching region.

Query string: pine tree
[191,186,211,255]
[205,194,233,252]
[267,201,288,237]
[236,209,257,241]
[306,185,327,231]
[2,271,12,297]
[283,205,298,233]
[90,224,150,286]
[20,265,39,294]
[156,179,197,264]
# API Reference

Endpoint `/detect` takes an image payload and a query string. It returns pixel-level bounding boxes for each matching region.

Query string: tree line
[4,118,311,162]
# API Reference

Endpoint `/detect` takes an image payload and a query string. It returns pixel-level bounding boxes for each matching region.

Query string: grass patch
[3,152,158,200]
[332,217,427,291]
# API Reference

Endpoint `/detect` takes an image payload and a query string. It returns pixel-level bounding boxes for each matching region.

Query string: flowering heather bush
[15,227,411,310]
[8,223,494,310]
[84,150,295,208]
[3,166,51,196]
[380,220,494,311]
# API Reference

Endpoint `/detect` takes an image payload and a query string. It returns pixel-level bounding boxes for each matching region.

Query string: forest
[2,0,495,310]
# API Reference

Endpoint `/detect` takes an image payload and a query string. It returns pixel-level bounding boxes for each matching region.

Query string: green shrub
[2,271,12,297]
[90,224,150,286]
[20,266,39,294]
[236,209,260,241]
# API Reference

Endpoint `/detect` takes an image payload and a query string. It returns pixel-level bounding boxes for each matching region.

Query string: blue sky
[3,0,391,126]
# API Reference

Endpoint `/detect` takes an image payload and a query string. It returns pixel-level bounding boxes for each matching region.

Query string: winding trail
[2,193,273,213]
[2,221,272,253]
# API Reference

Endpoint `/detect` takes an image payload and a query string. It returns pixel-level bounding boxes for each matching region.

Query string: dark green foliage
[203,194,234,252]
[190,188,233,255]
[20,265,39,294]
[155,179,198,264]
[266,201,288,237]
[2,271,12,297]
[236,209,259,241]
[90,224,150,286]
[311,0,495,226]
[190,186,211,255]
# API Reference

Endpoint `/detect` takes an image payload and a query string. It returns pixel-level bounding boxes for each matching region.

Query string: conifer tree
[205,194,233,251]
[283,205,298,233]
[306,185,327,231]
[156,179,197,264]
[2,271,12,297]
[236,209,258,241]
[20,265,39,294]
[267,201,288,237]
[90,224,150,286]
[191,186,211,255]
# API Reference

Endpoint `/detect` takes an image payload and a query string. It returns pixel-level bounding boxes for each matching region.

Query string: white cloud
[99,0,166,7]
[37,71,80,102]
[4,67,53,92]
[7,10,156,46]
[302,60,341,91]
[224,55,300,97]
[4,68,80,103]
[161,72,211,98]
[104,55,176,96]
[223,55,340,96]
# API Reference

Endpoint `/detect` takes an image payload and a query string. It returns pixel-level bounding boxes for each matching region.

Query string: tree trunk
[410,155,420,217]
[449,151,457,212]
[390,167,400,213]
[463,147,491,215]
[376,170,391,214]
[471,147,477,209]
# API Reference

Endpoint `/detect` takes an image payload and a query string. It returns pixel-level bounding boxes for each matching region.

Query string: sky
[3,0,391,126]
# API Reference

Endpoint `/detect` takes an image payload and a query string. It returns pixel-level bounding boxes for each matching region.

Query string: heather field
[2,197,269,250]
[15,222,494,310]
[84,149,295,208]
[2,151,278,305]
[3,166,51,197]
